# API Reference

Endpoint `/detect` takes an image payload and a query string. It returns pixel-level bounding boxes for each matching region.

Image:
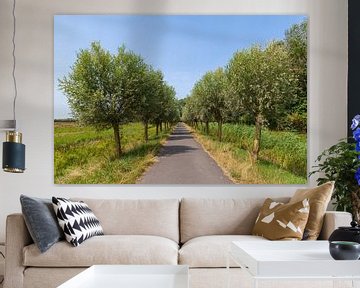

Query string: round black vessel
[329,241,360,260]
[329,221,360,244]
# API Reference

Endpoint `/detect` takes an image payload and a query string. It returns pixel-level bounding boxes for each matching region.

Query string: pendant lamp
[1,0,25,173]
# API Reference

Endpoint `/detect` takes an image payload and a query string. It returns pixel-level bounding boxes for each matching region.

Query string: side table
[227,240,360,288]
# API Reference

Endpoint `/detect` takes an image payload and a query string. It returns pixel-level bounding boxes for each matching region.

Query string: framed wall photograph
[54,15,308,185]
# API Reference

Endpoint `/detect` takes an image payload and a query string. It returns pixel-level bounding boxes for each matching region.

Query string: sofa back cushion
[180,198,289,243]
[72,198,179,243]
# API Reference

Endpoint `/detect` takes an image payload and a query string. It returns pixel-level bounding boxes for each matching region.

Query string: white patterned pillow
[52,197,104,246]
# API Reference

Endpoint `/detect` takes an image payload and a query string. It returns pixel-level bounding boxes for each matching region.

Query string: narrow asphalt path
[138,122,233,184]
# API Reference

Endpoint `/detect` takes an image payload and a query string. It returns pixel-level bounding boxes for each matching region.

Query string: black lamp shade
[3,141,25,173]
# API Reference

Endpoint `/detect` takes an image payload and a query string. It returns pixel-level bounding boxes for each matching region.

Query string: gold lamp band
[6,131,22,143]
[3,167,24,173]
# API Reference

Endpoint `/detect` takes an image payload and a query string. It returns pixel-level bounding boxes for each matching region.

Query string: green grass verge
[192,123,307,184]
[54,122,171,184]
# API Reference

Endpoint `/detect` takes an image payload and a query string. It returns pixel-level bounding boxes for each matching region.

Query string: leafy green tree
[162,84,179,130]
[59,42,147,158]
[178,98,187,119]
[152,83,179,134]
[153,84,166,135]
[193,69,228,141]
[283,19,307,132]
[227,43,297,161]
[285,19,307,86]
[166,98,181,127]
[191,82,212,134]
[182,95,198,127]
[137,68,164,142]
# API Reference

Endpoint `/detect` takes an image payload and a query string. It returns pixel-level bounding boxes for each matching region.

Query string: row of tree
[59,42,180,158]
[182,20,307,162]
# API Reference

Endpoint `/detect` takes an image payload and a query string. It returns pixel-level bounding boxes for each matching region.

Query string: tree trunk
[218,120,223,142]
[144,121,149,142]
[351,190,360,223]
[160,122,163,132]
[205,121,209,135]
[156,123,159,136]
[112,123,122,159]
[252,114,263,162]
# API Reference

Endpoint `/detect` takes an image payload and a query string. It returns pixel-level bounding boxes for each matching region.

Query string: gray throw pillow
[20,195,64,253]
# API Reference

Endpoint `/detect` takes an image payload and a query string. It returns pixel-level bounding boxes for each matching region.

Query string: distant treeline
[54,119,76,123]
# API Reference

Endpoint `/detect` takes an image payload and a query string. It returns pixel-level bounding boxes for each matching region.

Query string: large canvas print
[54,15,307,185]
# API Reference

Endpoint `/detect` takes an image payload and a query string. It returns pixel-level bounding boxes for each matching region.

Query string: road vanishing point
[138,122,233,184]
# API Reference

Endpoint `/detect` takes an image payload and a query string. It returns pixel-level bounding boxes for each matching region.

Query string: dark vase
[329,241,360,260]
[328,221,360,244]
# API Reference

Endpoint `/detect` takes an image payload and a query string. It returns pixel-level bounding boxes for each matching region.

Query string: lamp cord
[12,0,17,129]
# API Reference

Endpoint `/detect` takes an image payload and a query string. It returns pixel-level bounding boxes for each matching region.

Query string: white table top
[58,265,189,288]
[231,240,360,278]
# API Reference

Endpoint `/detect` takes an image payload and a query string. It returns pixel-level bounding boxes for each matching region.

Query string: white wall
[0,0,348,242]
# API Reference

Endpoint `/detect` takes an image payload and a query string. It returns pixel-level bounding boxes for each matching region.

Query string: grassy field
[54,122,171,184]
[190,123,307,184]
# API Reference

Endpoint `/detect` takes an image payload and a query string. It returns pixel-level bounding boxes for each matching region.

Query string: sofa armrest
[4,213,32,288]
[318,211,352,240]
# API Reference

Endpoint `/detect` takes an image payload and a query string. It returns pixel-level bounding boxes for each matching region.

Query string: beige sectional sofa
[4,198,352,288]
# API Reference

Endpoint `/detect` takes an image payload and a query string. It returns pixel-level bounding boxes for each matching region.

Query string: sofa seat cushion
[179,235,267,268]
[23,235,179,267]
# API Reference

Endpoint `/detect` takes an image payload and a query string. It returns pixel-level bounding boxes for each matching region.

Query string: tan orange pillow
[289,181,334,240]
[252,198,310,240]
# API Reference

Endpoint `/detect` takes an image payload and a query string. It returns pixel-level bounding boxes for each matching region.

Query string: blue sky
[54,15,306,119]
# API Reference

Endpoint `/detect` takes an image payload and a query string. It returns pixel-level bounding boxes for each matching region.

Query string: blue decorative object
[351,115,360,131]
[356,142,360,152]
[353,128,360,142]
[351,115,360,185]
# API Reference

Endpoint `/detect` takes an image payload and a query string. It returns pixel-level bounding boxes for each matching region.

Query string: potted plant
[310,115,360,222]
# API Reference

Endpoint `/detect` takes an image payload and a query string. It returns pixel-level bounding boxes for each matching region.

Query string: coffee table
[228,241,360,288]
[58,265,189,288]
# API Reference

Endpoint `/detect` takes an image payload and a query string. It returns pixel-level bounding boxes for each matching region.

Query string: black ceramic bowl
[329,241,360,260]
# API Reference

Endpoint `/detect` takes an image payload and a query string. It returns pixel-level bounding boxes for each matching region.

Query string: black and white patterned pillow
[52,197,104,247]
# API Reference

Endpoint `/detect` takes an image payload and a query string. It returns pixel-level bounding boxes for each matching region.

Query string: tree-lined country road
[139,123,233,184]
